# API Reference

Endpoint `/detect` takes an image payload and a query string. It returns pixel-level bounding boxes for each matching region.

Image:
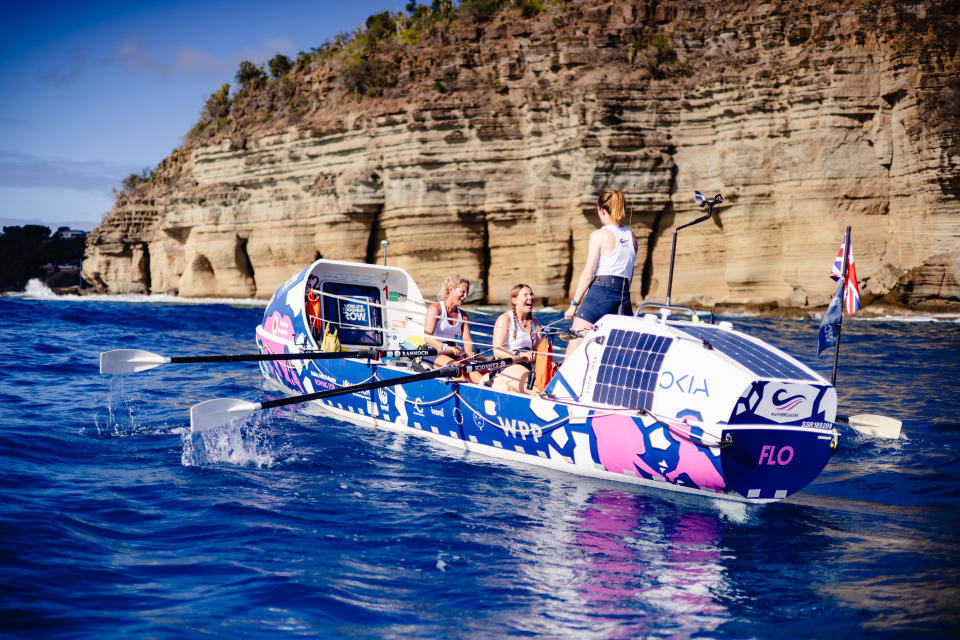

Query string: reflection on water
[490,478,732,639]
[569,489,727,638]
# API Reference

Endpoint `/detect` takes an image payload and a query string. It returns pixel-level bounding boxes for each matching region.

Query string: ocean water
[2,284,959,638]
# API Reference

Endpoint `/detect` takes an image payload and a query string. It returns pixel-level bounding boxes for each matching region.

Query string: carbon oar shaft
[169,348,436,364]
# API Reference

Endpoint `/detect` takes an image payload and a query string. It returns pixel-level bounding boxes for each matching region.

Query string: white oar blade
[100,349,170,375]
[190,398,261,433]
[848,414,903,440]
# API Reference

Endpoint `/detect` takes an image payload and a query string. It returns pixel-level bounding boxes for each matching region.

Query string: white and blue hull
[255,259,839,504]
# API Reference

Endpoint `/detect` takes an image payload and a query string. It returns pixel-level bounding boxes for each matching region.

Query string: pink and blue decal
[664,410,725,492]
[259,310,305,393]
[591,412,725,492]
[593,413,665,480]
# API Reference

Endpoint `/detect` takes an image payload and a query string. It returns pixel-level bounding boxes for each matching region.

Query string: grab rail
[633,302,708,323]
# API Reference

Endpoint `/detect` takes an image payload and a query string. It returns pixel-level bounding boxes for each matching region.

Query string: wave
[854,314,960,323]
[715,309,960,323]
[13,279,958,321]
[16,279,268,307]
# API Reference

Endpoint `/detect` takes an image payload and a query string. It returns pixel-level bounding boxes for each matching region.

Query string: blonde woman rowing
[488,283,542,394]
[422,274,484,383]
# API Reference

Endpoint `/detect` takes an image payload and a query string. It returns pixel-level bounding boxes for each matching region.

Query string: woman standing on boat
[423,275,483,383]
[564,189,638,354]
[489,283,542,394]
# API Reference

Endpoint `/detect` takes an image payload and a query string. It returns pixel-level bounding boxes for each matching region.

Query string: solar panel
[592,329,673,409]
[676,325,814,381]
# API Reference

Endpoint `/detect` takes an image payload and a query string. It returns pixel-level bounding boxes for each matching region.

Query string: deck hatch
[677,325,814,381]
[592,330,672,410]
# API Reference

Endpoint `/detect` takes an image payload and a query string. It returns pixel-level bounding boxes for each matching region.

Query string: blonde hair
[439,275,469,301]
[598,189,626,225]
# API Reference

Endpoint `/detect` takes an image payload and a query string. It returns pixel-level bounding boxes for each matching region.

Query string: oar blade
[848,414,902,440]
[100,349,170,375]
[190,398,261,433]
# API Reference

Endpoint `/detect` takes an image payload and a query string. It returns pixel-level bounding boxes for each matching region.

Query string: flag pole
[830,226,851,386]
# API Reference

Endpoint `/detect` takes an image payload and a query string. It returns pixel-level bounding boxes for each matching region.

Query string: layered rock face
[83,0,960,310]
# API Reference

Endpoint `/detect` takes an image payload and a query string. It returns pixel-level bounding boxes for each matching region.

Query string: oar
[836,414,902,440]
[99,347,439,375]
[190,357,515,433]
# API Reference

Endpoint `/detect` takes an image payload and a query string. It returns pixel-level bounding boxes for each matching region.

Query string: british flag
[829,236,860,315]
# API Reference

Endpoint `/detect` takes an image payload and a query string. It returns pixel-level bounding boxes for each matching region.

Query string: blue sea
[2,283,959,638]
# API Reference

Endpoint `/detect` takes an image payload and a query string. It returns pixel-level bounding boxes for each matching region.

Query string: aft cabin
[548,310,836,431]
[297,260,428,352]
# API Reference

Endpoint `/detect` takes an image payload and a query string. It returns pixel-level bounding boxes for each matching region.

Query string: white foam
[22,279,58,299]
[17,278,267,307]
[853,313,960,323]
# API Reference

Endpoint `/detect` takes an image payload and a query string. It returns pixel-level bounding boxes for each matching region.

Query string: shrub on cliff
[121,167,154,193]
[460,0,507,21]
[235,60,267,92]
[186,0,554,137]
[339,11,404,96]
[203,83,231,120]
[268,54,293,78]
[189,83,231,138]
[628,34,691,80]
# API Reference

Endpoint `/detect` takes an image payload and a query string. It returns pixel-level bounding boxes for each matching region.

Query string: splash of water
[181,414,277,468]
[23,278,58,299]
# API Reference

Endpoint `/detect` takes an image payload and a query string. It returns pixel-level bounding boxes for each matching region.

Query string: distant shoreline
[5,280,957,322]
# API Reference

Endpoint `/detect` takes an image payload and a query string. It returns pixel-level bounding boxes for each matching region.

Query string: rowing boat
[232,257,839,504]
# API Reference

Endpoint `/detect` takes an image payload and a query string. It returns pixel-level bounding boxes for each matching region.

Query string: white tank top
[431,304,462,342]
[596,225,636,279]
[506,312,539,351]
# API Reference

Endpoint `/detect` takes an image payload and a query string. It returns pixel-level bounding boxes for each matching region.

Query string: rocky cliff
[83,0,960,311]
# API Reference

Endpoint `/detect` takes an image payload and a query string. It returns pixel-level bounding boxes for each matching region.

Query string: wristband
[570,299,578,306]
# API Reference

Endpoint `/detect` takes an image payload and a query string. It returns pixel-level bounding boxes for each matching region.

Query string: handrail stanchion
[665,192,722,306]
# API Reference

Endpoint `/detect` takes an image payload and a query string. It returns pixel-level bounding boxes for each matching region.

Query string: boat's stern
[719,424,837,501]
[548,313,839,502]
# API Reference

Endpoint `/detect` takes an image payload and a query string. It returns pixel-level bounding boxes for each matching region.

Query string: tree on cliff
[235,60,267,92]
[268,54,292,78]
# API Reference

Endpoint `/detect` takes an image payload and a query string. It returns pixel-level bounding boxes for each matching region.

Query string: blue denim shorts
[575,276,632,324]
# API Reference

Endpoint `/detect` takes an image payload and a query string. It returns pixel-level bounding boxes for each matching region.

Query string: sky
[0,0,403,231]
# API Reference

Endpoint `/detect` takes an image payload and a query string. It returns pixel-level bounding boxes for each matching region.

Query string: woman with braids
[564,189,638,354]
[488,283,542,394]
[422,274,483,383]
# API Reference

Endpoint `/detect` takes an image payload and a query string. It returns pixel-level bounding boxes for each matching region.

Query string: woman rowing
[422,275,484,383]
[564,189,638,354]
[489,283,542,394]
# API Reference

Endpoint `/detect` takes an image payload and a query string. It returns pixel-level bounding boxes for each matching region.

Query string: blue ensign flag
[818,277,844,356]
